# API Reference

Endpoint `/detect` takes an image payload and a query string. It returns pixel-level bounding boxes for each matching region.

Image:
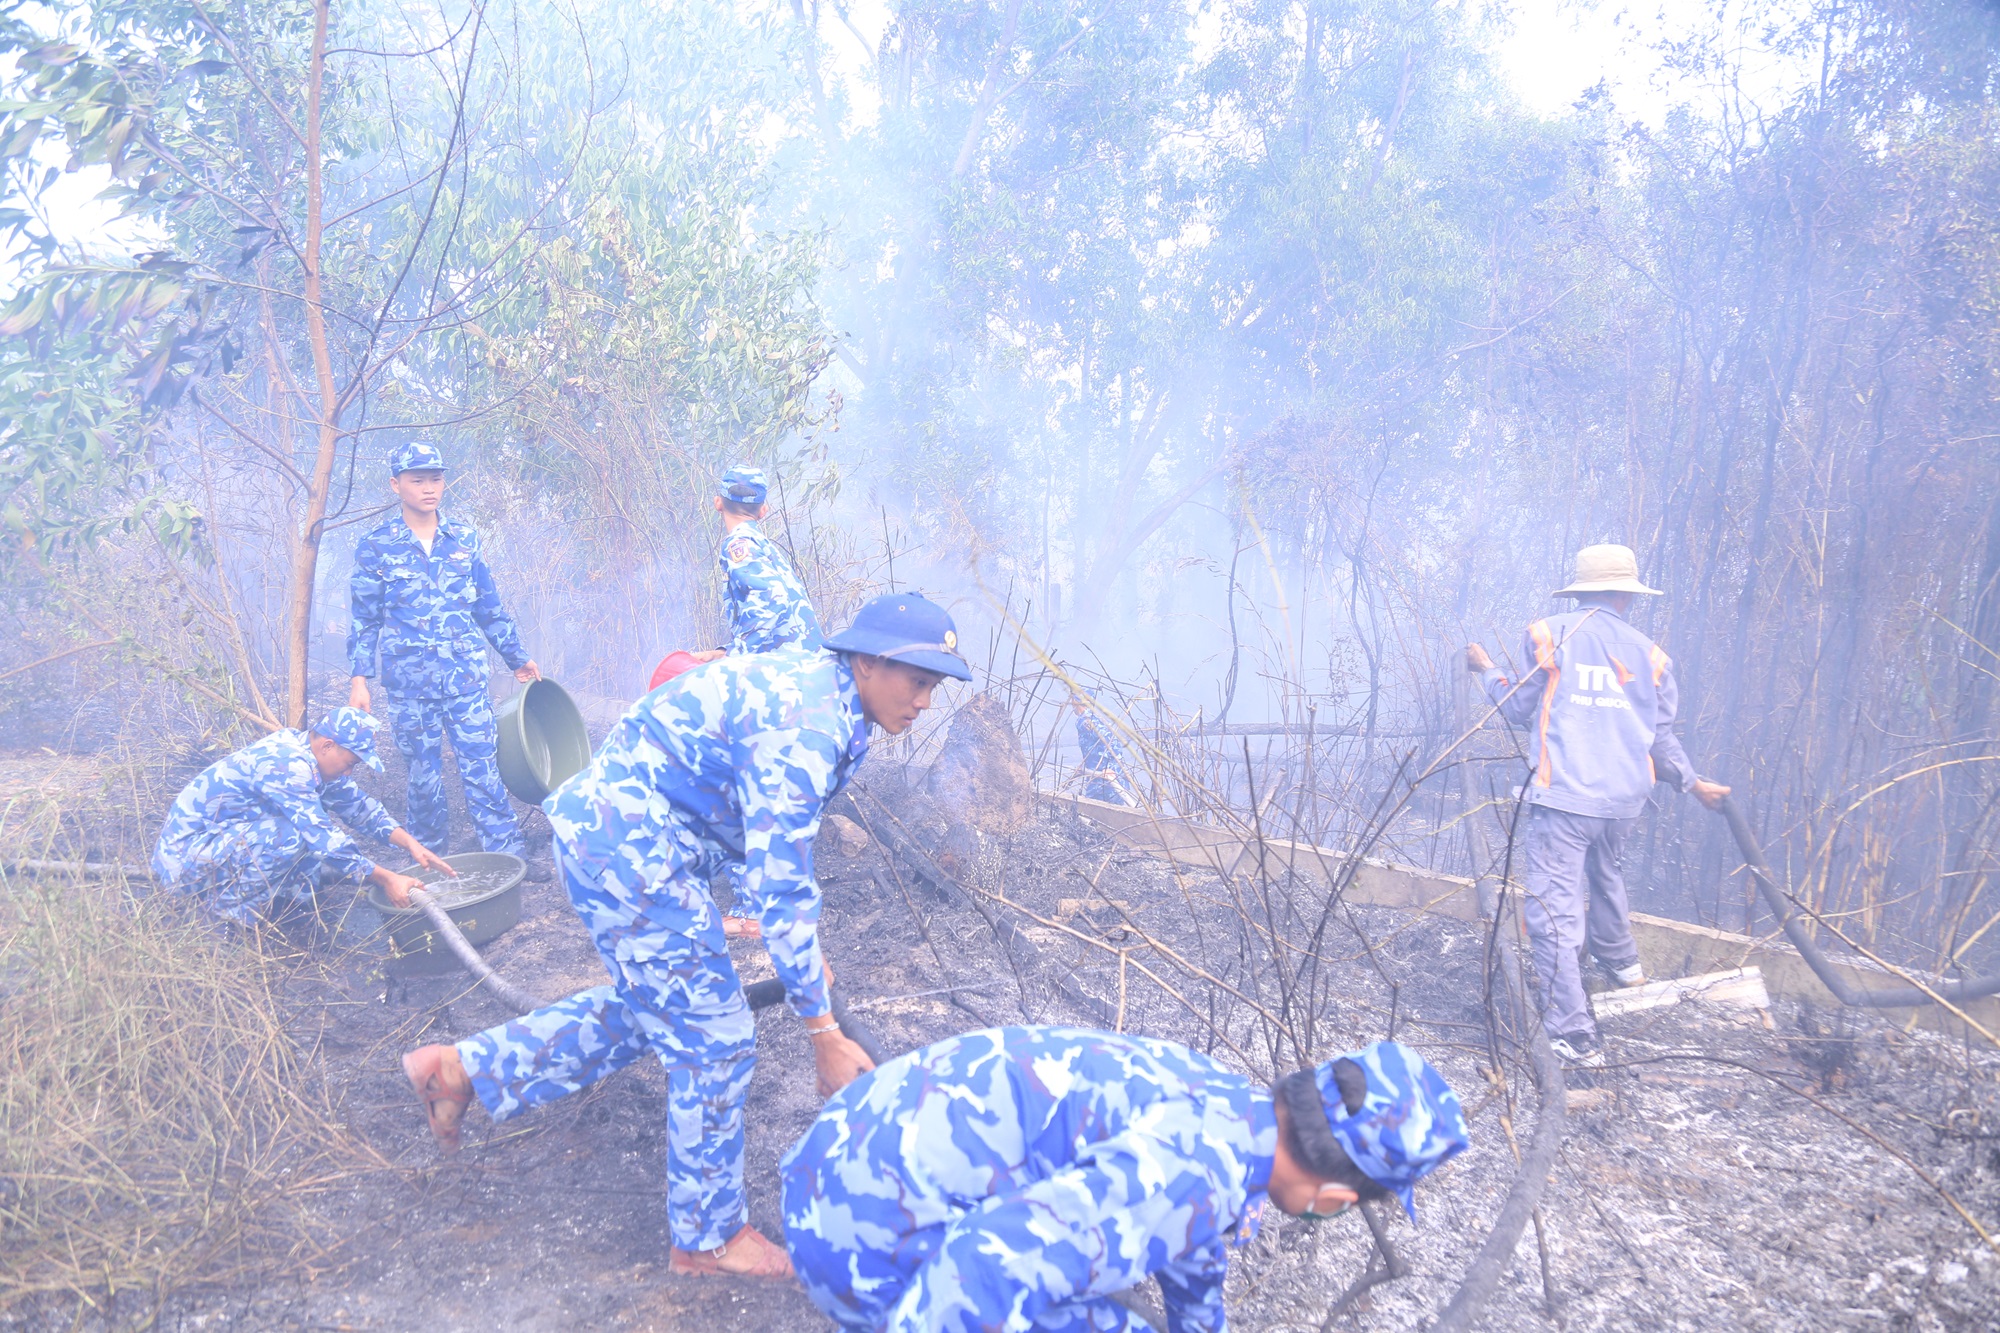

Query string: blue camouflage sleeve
[465,528,529,670]
[272,762,376,883]
[736,725,843,1019]
[347,533,385,679]
[1155,1240,1231,1333]
[320,775,401,845]
[882,1133,1234,1333]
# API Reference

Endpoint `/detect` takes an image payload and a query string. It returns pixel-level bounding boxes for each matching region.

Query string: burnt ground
[6,724,2000,1332]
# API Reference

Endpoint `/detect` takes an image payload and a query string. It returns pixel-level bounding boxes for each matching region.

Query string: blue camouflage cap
[389,441,447,476]
[718,464,769,506]
[1315,1039,1470,1220]
[824,592,973,682]
[311,706,386,772]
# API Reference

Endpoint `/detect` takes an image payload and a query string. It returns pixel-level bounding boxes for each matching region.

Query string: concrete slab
[1042,790,2000,1044]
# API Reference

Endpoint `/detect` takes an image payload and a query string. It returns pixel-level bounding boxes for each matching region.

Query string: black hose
[744,976,889,1063]
[1430,726,1567,1333]
[1429,1026,1565,1330]
[409,887,544,1013]
[1719,797,2000,1007]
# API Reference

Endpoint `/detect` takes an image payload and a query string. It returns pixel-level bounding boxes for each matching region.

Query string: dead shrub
[0,859,371,1325]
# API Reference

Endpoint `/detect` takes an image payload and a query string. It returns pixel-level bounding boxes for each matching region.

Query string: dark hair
[1276,1061,1390,1202]
[721,497,763,518]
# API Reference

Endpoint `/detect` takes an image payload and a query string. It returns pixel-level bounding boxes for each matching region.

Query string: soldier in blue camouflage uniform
[1071,687,1140,805]
[682,464,825,664]
[347,442,541,857]
[152,708,451,923]
[781,1027,1469,1332]
[402,593,972,1281]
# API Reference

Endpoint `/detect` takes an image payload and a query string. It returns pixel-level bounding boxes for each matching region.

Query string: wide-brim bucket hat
[1554,543,1661,597]
[824,592,973,681]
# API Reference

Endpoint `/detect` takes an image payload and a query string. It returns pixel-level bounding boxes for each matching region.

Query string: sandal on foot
[668,1226,794,1281]
[722,916,763,939]
[403,1044,473,1154]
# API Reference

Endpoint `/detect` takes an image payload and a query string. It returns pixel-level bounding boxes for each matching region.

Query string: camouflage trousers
[155,822,352,925]
[454,838,756,1252]
[384,688,522,856]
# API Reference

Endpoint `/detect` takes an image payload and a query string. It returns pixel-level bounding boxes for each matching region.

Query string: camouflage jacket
[543,647,867,1018]
[153,729,400,889]
[783,1025,1275,1332]
[348,514,529,697]
[718,521,824,656]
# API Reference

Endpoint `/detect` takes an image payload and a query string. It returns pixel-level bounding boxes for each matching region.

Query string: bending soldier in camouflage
[401,593,972,1281]
[152,707,452,924]
[347,442,541,858]
[782,1027,1469,1332]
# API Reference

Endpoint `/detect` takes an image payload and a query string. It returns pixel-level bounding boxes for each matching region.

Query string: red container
[649,650,702,691]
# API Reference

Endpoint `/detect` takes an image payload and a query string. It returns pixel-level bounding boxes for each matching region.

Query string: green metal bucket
[365,851,526,977]
[494,678,592,804]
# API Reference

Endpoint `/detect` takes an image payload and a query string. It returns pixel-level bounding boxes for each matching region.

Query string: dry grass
[0,855,376,1327]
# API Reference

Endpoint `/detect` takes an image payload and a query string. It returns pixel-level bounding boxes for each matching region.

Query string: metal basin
[366,851,525,977]
[494,678,592,804]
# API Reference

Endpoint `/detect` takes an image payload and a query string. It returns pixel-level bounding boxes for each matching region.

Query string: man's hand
[373,866,427,909]
[390,829,457,877]
[1464,644,1495,674]
[514,660,543,683]
[811,1029,874,1098]
[690,649,727,665]
[349,675,371,711]
[1691,778,1731,811]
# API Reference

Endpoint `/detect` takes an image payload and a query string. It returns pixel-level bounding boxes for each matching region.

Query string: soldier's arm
[273,764,377,883]
[464,529,530,669]
[1154,1239,1232,1333]
[880,1133,1232,1333]
[347,535,387,680]
[321,776,400,843]
[735,726,844,1019]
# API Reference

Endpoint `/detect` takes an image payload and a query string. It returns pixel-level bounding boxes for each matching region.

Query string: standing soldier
[677,463,824,671]
[1466,544,1730,1065]
[347,442,541,860]
[1070,687,1140,806]
[152,707,452,924]
[781,1026,1469,1332]
[401,593,972,1281]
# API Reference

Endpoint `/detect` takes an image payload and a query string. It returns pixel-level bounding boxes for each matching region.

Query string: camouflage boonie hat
[1315,1039,1470,1219]
[312,706,386,772]
[718,464,769,506]
[389,441,447,476]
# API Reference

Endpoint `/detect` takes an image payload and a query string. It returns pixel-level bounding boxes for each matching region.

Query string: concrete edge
[1041,790,2000,1043]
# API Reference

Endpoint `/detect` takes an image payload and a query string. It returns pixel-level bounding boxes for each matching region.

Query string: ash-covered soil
[7,719,2000,1332]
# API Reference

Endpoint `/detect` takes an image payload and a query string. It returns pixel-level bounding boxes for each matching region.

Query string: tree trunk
[284,0,341,727]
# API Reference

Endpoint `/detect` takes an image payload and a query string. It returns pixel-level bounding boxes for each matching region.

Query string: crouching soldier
[781,1026,1469,1332]
[152,708,452,924]
[400,593,973,1280]
[348,441,541,859]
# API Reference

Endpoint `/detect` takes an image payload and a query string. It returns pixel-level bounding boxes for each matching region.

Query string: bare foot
[403,1044,473,1153]
[722,915,762,939]
[668,1225,794,1280]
